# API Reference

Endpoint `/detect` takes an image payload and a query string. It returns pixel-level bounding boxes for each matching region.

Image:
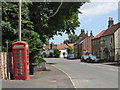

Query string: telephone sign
[13,41,30,80]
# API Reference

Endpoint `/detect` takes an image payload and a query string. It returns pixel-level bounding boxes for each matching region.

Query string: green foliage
[53,48,61,58]
[2,2,33,51]
[63,40,69,44]
[63,34,78,44]
[66,44,73,54]
[9,30,43,64]
[2,2,86,64]
[36,57,46,65]
[29,2,86,43]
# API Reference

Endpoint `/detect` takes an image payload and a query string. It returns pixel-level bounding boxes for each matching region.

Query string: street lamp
[19,0,21,41]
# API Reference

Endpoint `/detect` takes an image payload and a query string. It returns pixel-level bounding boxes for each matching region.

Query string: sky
[49,0,120,44]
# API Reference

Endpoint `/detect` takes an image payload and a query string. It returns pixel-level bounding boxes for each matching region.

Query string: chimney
[87,30,88,35]
[108,17,114,28]
[90,30,93,36]
[50,42,53,49]
[81,29,85,34]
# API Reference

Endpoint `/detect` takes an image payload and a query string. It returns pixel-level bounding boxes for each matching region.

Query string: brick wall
[92,38,101,57]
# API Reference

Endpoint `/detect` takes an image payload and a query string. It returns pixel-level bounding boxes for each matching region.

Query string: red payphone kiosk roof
[12,41,28,45]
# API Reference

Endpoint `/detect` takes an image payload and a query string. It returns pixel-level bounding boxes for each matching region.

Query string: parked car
[87,55,101,63]
[67,54,76,60]
[81,55,89,62]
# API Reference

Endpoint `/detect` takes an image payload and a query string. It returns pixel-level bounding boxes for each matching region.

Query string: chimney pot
[90,30,93,36]
[108,17,114,28]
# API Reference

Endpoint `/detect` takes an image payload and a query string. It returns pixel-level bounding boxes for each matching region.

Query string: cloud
[83,18,92,23]
[79,1,119,19]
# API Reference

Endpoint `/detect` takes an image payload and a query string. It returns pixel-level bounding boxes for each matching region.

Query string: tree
[9,30,43,64]
[28,2,86,43]
[63,34,78,44]
[53,48,61,58]
[66,44,73,54]
[2,2,44,64]
[2,2,33,51]
[2,1,87,63]
[63,40,69,44]
[2,2,86,46]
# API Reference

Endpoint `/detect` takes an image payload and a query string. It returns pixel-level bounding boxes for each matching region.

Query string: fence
[0,52,13,80]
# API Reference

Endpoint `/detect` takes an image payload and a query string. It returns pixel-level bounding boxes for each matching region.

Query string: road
[45,58,119,88]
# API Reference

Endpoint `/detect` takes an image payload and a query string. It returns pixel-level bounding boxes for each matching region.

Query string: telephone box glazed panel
[13,41,30,80]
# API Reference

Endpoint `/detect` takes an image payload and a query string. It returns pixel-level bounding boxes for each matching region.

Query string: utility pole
[6,40,9,79]
[19,0,21,41]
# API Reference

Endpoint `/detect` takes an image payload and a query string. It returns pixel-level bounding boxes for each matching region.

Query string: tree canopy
[63,34,78,44]
[28,2,85,43]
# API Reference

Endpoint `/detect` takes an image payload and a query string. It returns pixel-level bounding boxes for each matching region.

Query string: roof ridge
[101,22,120,37]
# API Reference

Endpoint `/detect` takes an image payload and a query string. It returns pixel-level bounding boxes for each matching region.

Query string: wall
[42,49,67,58]
[74,44,78,58]
[114,28,120,61]
[100,35,114,61]
[92,38,101,58]
[59,49,67,58]
[42,49,54,57]
[81,36,93,56]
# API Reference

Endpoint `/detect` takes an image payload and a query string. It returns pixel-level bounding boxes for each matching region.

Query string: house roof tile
[43,44,74,50]
[92,30,106,39]
[101,22,120,37]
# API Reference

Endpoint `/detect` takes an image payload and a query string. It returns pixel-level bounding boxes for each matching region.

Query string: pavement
[102,61,120,66]
[0,77,2,90]
[45,58,119,88]
[2,64,74,89]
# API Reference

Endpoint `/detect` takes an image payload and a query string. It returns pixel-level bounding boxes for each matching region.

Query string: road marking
[51,65,77,88]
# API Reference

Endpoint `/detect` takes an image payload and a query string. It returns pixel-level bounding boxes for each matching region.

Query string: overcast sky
[50,0,120,44]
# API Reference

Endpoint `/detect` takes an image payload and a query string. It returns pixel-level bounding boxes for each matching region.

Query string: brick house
[74,29,94,58]
[92,30,106,58]
[74,29,88,58]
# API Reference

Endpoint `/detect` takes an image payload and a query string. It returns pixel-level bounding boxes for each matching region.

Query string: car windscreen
[90,56,96,59]
[83,55,89,59]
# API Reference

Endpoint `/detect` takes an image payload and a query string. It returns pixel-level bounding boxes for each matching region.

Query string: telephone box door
[14,49,25,79]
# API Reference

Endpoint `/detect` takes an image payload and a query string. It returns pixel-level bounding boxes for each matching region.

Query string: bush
[9,30,44,65]
[53,48,61,58]
[66,44,73,54]
[36,57,46,65]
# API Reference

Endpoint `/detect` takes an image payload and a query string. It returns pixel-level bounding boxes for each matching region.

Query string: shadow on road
[104,63,120,67]
[46,63,57,65]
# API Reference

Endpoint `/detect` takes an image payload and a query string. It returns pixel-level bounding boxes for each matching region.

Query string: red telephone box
[13,41,30,80]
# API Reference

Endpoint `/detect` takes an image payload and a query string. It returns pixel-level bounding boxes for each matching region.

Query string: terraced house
[74,29,94,58]
[114,25,120,61]
[92,17,120,61]
[92,30,106,58]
